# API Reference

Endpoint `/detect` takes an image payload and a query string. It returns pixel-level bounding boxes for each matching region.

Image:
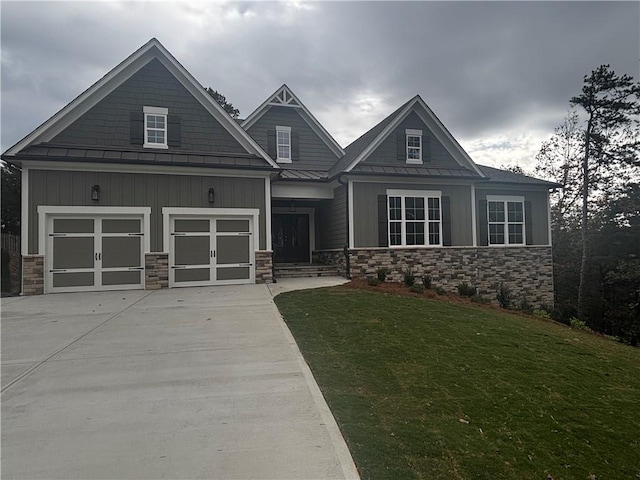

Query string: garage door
[45,215,145,293]
[169,216,254,287]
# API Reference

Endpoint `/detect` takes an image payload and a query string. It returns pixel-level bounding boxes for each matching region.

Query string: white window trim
[386,189,442,247]
[486,195,526,247]
[405,129,422,165]
[143,106,168,149]
[276,125,292,163]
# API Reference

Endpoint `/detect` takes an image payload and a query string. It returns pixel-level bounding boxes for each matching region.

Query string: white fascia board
[20,160,274,179]
[272,182,335,199]
[345,98,418,173]
[344,175,479,186]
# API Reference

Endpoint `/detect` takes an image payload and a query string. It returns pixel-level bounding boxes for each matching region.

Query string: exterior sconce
[91,185,100,201]
[290,200,296,212]
[208,188,215,204]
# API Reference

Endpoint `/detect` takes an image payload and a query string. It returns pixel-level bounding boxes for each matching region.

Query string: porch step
[274,263,342,279]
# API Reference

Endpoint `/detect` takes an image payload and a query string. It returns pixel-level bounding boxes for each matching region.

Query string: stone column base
[255,250,273,284]
[145,253,169,290]
[22,255,44,295]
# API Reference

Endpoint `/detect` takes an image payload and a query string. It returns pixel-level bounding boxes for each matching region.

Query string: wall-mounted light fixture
[208,188,215,204]
[290,200,296,212]
[91,185,100,202]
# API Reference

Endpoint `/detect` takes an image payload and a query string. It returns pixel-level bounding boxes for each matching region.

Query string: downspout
[337,174,351,279]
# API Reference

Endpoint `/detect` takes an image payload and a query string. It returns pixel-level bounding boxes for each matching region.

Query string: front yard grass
[275,286,640,480]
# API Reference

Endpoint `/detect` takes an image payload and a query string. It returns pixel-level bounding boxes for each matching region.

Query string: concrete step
[274,263,341,279]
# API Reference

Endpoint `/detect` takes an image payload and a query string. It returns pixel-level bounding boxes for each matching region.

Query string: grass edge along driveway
[275,286,640,480]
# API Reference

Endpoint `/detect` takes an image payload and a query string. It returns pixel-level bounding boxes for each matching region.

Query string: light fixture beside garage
[208,188,215,204]
[91,185,100,202]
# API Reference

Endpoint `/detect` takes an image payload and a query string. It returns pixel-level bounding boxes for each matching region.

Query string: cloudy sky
[1,1,638,170]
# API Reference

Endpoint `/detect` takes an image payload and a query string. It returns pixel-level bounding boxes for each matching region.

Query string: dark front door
[273,214,310,263]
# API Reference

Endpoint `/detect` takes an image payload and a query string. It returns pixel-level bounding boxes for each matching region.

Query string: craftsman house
[2,38,557,306]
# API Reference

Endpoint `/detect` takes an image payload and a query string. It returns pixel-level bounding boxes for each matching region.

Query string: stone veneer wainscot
[145,253,169,290]
[22,255,44,295]
[255,250,273,284]
[347,246,554,307]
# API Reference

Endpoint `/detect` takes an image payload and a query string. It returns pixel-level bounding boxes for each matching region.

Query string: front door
[272,214,310,263]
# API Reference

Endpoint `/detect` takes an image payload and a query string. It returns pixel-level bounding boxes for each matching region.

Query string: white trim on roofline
[4,38,279,169]
[344,96,486,178]
[242,84,345,158]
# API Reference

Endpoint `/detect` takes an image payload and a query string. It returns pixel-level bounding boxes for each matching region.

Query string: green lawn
[275,286,640,480]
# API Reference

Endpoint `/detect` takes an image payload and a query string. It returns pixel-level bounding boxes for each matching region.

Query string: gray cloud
[2,1,638,170]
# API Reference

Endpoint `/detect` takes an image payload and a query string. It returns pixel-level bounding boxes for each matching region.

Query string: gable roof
[330,95,486,179]
[242,84,345,158]
[477,164,561,187]
[3,38,278,169]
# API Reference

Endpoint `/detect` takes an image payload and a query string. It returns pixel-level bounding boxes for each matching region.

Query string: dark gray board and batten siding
[352,182,473,248]
[316,185,348,250]
[51,59,248,155]
[246,106,340,171]
[28,170,267,253]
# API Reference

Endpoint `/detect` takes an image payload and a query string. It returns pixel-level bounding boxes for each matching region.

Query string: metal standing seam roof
[477,164,561,187]
[11,144,274,169]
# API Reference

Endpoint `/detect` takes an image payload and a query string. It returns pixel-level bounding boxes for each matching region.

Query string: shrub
[457,282,477,297]
[569,317,591,331]
[403,268,415,287]
[367,276,380,286]
[421,274,432,289]
[435,286,446,295]
[376,268,390,282]
[471,294,491,304]
[496,283,513,309]
[533,308,551,319]
[410,283,425,294]
[519,297,533,314]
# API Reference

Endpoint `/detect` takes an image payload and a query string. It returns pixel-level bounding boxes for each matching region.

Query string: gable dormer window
[276,126,292,163]
[143,106,168,149]
[406,129,422,164]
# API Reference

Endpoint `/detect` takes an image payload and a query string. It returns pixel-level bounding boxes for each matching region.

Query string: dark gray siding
[364,112,460,169]
[316,185,347,250]
[475,187,550,245]
[28,169,266,253]
[353,181,473,248]
[51,59,248,154]
[246,106,339,171]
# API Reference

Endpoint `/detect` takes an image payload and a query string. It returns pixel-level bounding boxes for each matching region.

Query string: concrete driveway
[1,284,358,479]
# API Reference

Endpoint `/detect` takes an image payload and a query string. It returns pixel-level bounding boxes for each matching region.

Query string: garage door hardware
[49,269,68,273]
[95,253,102,261]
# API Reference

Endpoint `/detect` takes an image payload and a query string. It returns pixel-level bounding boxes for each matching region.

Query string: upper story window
[406,129,422,164]
[388,189,441,247]
[144,106,168,149]
[487,195,525,246]
[276,126,291,163]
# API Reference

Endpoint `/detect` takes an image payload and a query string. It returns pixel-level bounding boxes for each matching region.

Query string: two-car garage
[39,206,258,294]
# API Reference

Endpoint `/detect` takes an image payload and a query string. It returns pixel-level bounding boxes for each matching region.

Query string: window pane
[407,147,421,160]
[405,196,424,221]
[390,222,401,245]
[508,224,523,244]
[406,222,424,246]
[389,197,402,221]
[489,224,505,245]
[407,136,421,147]
[278,145,290,159]
[277,131,290,146]
[428,222,440,245]
[488,201,505,222]
[508,202,523,222]
[428,197,440,221]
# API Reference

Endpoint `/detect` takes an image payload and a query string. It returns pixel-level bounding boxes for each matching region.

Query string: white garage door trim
[38,206,151,294]
[162,208,260,288]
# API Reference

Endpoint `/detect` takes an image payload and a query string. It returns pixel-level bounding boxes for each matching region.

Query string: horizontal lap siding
[475,187,549,245]
[51,59,247,154]
[317,185,347,250]
[246,106,339,171]
[364,111,460,169]
[353,182,472,248]
[28,170,266,253]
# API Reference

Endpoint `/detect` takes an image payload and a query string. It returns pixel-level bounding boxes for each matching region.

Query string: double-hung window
[276,126,291,163]
[487,195,525,245]
[388,189,441,246]
[143,106,168,149]
[406,129,422,164]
